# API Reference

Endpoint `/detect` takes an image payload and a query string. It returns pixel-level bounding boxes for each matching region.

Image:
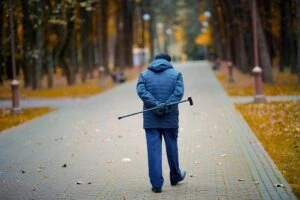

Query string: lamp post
[227,61,235,83]
[165,28,172,53]
[142,13,150,64]
[252,0,266,102]
[9,0,21,114]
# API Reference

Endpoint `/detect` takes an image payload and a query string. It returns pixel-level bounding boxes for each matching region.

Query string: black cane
[118,97,193,120]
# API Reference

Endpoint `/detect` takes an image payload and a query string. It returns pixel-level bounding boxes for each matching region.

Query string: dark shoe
[152,187,162,193]
[171,170,186,186]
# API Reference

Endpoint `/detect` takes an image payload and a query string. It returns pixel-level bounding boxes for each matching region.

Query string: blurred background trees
[209,0,300,83]
[0,0,299,90]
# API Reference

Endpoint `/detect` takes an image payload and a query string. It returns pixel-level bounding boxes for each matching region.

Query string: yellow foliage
[198,14,208,22]
[195,26,212,45]
[174,26,186,45]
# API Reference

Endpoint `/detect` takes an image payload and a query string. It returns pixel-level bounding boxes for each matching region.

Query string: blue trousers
[145,128,182,188]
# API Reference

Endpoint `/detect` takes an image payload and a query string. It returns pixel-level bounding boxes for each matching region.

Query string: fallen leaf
[76,180,84,185]
[274,183,283,187]
[121,158,132,162]
[254,181,259,185]
[220,154,227,157]
[217,162,222,166]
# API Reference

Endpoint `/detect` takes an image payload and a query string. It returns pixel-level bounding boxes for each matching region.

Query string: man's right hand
[153,103,166,115]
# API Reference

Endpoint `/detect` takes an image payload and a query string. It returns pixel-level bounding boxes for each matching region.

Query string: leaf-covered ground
[235,102,300,197]
[0,107,54,132]
[215,63,300,96]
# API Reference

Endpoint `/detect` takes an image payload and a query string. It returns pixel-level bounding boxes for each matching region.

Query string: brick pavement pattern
[0,61,297,200]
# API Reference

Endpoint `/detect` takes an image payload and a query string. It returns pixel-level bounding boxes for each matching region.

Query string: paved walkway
[0,61,297,199]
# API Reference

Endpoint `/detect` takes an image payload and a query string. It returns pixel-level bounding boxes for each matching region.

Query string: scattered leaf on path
[274,183,284,187]
[76,180,84,185]
[121,158,132,162]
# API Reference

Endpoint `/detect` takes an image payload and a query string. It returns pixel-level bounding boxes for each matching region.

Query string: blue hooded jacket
[136,59,184,128]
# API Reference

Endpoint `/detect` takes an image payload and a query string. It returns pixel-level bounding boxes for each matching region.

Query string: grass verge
[235,102,300,197]
[0,107,54,132]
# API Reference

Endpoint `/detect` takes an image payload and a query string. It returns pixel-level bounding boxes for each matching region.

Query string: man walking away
[136,53,186,193]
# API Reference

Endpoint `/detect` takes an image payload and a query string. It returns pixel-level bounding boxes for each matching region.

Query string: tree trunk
[21,0,33,88]
[218,0,233,61]
[0,1,4,85]
[296,0,300,83]
[80,2,90,82]
[44,1,54,88]
[115,0,126,69]
[256,0,274,83]
[124,1,133,67]
[210,0,223,59]
[32,0,44,90]
[290,0,297,74]
[99,0,109,73]
[227,0,249,73]
[59,4,76,85]
[279,0,292,72]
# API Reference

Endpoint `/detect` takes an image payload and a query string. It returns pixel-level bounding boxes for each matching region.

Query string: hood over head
[148,59,173,72]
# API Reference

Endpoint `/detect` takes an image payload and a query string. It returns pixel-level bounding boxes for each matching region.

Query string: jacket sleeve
[165,72,184,104]
[136,73,159,108]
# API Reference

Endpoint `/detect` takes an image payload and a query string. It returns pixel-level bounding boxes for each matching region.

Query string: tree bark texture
[59,4,76,85]
[255,0,274,83]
